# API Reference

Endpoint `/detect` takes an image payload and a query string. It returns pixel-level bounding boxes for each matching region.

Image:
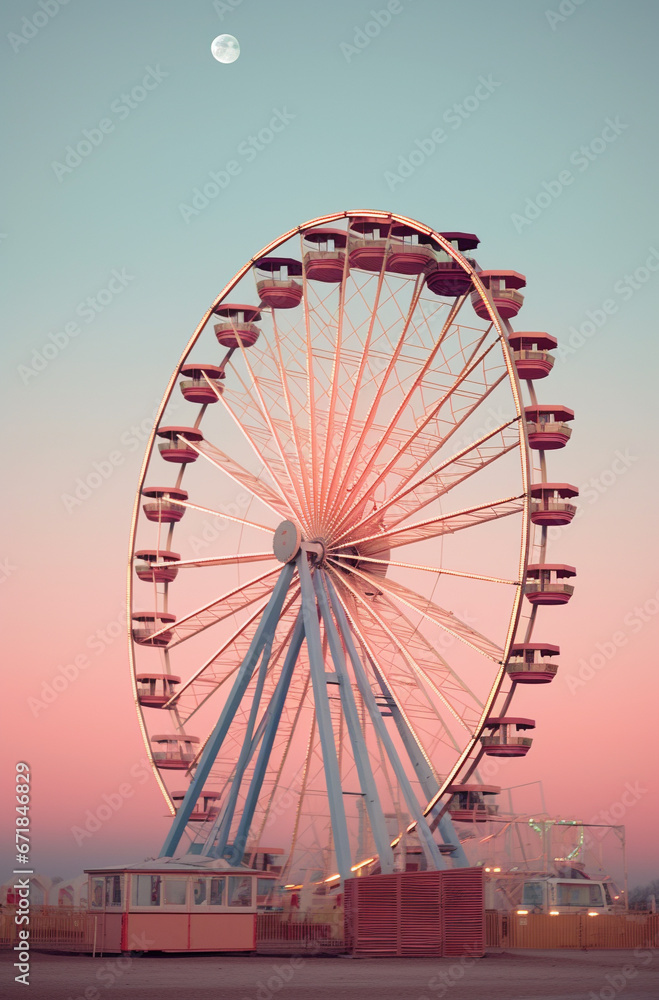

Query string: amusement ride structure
[127,211,577,888]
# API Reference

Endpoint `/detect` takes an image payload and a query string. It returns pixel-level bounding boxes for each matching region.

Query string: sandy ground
[2,949,657,1000]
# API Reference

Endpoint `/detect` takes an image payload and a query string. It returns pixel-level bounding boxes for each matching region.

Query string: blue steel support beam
[370,661,469,867]
[227,612,305,865]
[325,574,445,871]
[297,553,352,880]
[198,700,279,857]
[314,571,395,874]
[210,634,274,858]
[160,561,295,858]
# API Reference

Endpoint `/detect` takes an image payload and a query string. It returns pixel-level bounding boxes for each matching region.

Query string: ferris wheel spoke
[339,560,503,662]
[175,587,302,722]
[330,568,485,716]
[205,384,300,514]
[323,263,391,518]
[173,499,276,535]
[328,307,486,532]
[181,435,296,521]
[269,308,315,526]
[246,671,312,863]
[165,603,269,711]
[358,633,464,764]
[300,243,323,530]
[316,241,352,525]
[329,338,504,536]
[327,568,473,749]
[392,369,512,494]
[329,277,425,519]
[363,641,463,781]
[156,565,283,647]
[331,419,519,546]
[228,335,313,529]
[329,552,516,586]
[349,495,524,552]
[377,427,519,531]
[277,707,317,887]
[346,357,508,530]
[327,292,472,529]
[154,552,275,571]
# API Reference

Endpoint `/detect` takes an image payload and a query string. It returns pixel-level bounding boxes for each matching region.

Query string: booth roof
[84,855,272,876]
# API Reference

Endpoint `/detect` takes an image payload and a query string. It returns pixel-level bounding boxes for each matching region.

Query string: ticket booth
[86,856,277,953]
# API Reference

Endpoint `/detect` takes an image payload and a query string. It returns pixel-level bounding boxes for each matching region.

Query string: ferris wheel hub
[273,520,303,563]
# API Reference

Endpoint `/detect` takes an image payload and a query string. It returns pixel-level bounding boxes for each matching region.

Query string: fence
[1,907,97,953]
[3,906,658,954]
[486,911,659,950]
[256,910,344,954]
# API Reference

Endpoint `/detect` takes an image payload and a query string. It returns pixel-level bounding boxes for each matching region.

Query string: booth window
[192,878,207,906]
[105,875,122,907]
[228,876,252,907]
[90,878,104,909]
[209,877,225,906]
[163,878,187,906]
[132,875,162,907]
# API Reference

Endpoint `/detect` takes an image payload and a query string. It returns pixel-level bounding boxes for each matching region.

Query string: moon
[211,34,240,64]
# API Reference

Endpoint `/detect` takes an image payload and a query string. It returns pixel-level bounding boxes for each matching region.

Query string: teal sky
[2,0,658,885]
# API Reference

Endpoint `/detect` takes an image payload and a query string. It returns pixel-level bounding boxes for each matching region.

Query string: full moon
[211,34,240,64]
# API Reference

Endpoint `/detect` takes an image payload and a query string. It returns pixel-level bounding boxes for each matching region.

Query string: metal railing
[256,910,345,954]
[1,906,97,952]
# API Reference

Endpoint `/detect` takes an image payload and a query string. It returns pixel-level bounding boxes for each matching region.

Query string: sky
[1,0,658,892]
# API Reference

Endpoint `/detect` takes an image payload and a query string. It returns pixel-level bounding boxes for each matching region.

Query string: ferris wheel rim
[127,209,544,861]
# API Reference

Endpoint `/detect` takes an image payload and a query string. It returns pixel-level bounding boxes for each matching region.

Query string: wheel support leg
[210,634,275,858]
[370,661,469,867]
[226,612,305,864]
[160,561,295,858]
[314,570,395,874]
[298,554,352,880]
[325,574,445,871]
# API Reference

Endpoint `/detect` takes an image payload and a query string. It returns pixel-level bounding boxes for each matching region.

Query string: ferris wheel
[127,211,577,883]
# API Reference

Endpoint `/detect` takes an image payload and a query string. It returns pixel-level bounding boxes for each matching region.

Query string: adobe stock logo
[7,0,73,54]
[511,118,628,234]
[17,269,135,385]
[51,67,169,182]
[587,781,647,833]
[339,1,414,62]
[384,76,501,191]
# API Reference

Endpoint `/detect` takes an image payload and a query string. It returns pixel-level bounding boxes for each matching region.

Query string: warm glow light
[350,858,376,872]
[588,911,599,916]
[324,874,341,883]
[284,884,302,890]
[493,867,501,872]
[549,910,560,916]
[516,909,529,915]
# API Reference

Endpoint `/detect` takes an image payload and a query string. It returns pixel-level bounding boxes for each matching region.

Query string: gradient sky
[1,0,658,891]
